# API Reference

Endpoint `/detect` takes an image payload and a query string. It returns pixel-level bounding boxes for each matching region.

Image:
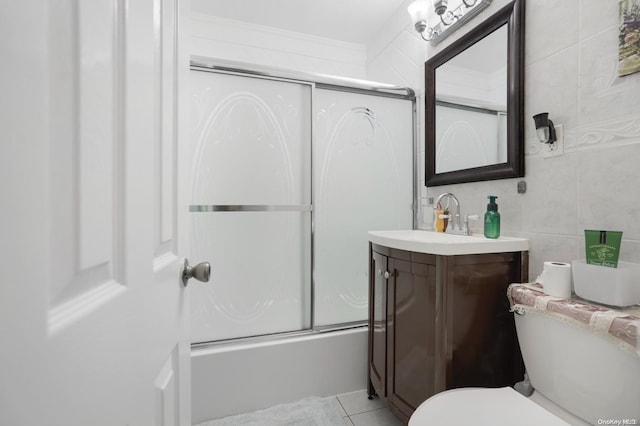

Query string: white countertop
[368,230,529,256]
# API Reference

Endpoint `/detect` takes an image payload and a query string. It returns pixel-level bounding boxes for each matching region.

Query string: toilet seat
[409,387,571,426]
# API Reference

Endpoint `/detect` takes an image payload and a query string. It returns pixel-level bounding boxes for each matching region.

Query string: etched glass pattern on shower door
[189,71,311,343]
[313,89,414,326]
[435,104,506,173]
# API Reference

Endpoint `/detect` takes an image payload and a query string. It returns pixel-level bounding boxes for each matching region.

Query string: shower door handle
[181,258,211,286]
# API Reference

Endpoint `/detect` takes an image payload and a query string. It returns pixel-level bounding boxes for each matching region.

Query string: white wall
[190,12,367,78]
[367,0,640,279]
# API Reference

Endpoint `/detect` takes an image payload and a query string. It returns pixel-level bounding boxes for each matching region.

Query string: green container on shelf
[584,230,623,268]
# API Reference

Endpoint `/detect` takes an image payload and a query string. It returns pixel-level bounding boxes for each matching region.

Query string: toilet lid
[409,387,571,426]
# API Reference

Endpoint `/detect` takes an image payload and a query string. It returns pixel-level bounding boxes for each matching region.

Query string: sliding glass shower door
[189,70,312,343]
[313,88,414,326]
[188,65,415,344]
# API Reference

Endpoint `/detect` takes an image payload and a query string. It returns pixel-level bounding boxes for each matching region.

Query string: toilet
[409,284,640,425]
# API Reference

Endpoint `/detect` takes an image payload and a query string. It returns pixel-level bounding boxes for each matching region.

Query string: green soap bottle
[484,195,500,239]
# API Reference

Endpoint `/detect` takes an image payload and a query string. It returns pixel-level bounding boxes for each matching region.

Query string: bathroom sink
[368,230,529,255]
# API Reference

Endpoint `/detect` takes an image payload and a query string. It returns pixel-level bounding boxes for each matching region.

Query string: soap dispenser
[484,195,500,239]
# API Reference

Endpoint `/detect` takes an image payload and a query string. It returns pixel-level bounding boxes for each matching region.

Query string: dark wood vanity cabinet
[368,250,388,398]
[367,243,528,423]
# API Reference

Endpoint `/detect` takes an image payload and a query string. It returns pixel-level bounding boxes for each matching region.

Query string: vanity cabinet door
[387,256,437,420]
[368,249,388,397]
[368,245,527,423]
[447,254,526,389]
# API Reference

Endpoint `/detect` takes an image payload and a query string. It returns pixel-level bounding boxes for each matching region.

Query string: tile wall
[367,0,640,278]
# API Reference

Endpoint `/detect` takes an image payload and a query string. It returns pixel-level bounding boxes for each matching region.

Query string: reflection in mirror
[435,25,507,174]
[425,0,524,187]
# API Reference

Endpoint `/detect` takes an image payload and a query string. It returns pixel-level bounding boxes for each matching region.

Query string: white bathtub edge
[191,327,369,423]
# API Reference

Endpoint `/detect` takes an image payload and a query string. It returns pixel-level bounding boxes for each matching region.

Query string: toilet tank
[515,311,640,424]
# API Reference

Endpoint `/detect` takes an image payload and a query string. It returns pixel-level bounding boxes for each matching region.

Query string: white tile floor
[328,390,404,426]
[201,389,405,426]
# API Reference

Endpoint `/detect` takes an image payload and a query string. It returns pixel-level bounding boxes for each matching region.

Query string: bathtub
[191,326,368,423]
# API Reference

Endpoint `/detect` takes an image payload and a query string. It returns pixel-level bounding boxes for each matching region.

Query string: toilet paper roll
[537,261,572,298]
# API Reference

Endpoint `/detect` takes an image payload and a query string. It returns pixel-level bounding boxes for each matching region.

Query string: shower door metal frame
[189,57,418,347]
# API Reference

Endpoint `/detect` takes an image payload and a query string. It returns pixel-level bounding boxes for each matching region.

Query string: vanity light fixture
[407,0,492,45]
[532,112,557,144]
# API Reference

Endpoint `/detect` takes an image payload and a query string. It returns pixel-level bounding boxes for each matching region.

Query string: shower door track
[191,320,368,350]
[191,56,416,100]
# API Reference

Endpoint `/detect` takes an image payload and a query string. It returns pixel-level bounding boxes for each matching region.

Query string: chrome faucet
[435,192,461,232]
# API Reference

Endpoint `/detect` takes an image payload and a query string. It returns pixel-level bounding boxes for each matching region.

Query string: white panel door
[0,1,192,425]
